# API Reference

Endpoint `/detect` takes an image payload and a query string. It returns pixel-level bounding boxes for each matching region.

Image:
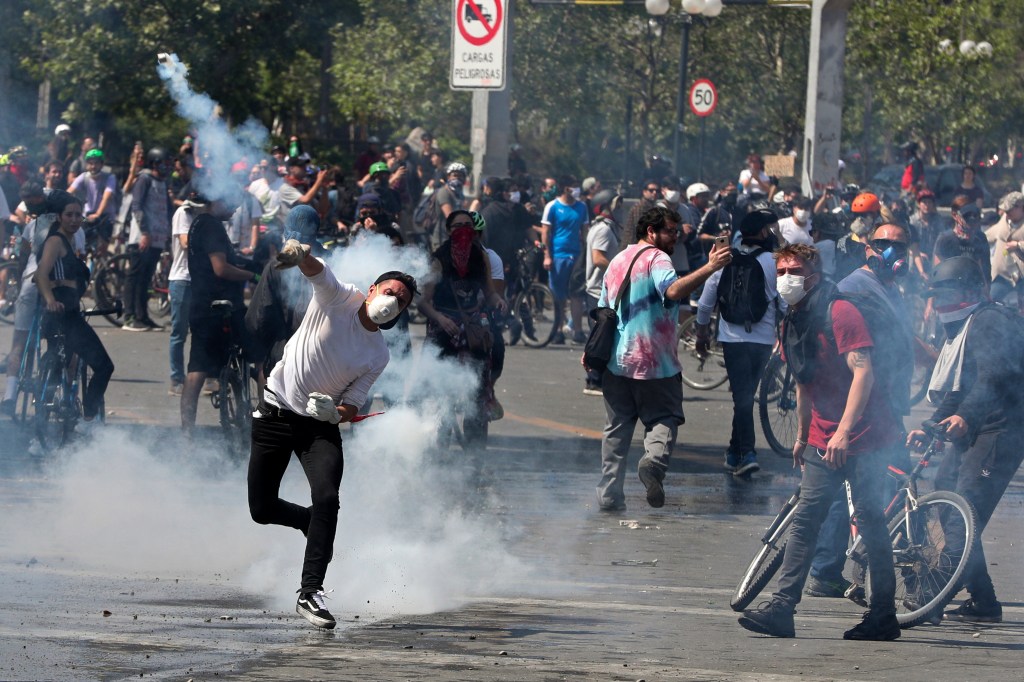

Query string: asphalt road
[0,315,1021,681]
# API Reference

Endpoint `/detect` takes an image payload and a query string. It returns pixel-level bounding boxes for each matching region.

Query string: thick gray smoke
[156,53,267,203]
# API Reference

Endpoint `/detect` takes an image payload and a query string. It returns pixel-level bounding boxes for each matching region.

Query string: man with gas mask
[906,256,1024,624]
[248,237,417,630]
[804,224,915,603]
[737,243,900,641]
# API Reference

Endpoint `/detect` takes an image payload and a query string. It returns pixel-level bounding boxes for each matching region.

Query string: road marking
[504,411,603,440]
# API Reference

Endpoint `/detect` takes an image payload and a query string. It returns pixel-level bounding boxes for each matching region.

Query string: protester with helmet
[418,209,508,431]
[906,256,1024,624]
[123,147,172,331]
[68,148,117,250]
[361,161,402,217]
[429,162,469,251]
[833,192,886,281]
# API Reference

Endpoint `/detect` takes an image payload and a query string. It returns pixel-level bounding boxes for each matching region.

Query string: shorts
[14,278,38,332]
[187,310,244,375]
[568,255,586,298]
[548,256,577,301]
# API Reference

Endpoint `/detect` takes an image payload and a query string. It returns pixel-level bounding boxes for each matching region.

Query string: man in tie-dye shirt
[594,206,732,511]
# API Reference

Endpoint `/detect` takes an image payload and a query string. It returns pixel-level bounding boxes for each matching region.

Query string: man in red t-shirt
[736,244,899,641]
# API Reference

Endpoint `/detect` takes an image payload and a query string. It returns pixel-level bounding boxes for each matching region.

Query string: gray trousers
[596,371,685,509]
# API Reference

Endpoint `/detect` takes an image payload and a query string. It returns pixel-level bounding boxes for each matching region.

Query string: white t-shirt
[485,247,504,281]
[267,261,389,413]
[169,205,196,282]
[585,217,619,299]
[739,169,771,196]
[778,216,813,246]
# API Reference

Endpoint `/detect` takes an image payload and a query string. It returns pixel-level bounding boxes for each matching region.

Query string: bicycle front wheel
[883,490,979,628]
[218,364,252,456]
[515,283,558,348]
[731,499,798,612]
[0,260,21,325]
[678,316,728,390]
[34,356,72,450]
[758,354,798,457]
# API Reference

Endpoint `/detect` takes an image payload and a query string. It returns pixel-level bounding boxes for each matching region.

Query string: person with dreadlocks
[735,243,900,642]
[417,210,508,436]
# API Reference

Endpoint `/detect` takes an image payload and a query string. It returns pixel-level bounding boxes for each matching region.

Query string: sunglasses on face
[870,239,908,254]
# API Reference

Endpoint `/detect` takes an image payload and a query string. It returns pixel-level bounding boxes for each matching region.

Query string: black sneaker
[944,598,1002,623]
[738,600,795,638]
[140,317,165,331]
[637,464,665,508]
[843,611,901,641]
[805,575,853,598]
[121,319,151,332]
[296,589,336,629]
[550,331,566,345]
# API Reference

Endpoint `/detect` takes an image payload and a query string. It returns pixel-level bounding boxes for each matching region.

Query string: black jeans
[934,428,1024,602]
[248,401,344,592]
[772,447,896,615]
[721,342,772,454]
[43,288,114,421]
[124,245,161,321]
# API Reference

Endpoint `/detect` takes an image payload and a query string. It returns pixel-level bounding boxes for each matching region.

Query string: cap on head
[740,208,778,236]
[373,270,419,298]
[929,256,985,291]
[686,182,711,200]
[581,177,597,193]
[999,191,1024,212]
[851,192,880,214]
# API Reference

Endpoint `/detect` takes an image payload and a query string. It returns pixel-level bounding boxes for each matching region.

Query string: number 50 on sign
[689,79,717,117]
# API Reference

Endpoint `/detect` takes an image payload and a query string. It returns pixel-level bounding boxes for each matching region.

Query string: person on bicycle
[595,206,731,512]
[180,201,261,434]
[695,208,781,477]
[68,148,116,251]
[418,210,507,424]
[34,193,114,425]
[249,237,417,630]
[906,256,1024,624]
[737,243,900,641]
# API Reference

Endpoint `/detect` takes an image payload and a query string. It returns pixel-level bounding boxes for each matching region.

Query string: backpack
[824,292,912,416]
[717,247,769,332]
[413,190,439,234]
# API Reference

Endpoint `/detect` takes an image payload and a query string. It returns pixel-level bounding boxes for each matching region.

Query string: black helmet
[929,256,985,291]
[146,147,169,167]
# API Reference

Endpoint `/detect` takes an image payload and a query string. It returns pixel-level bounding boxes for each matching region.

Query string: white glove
[305,392,341,424]
[276,239,311,270]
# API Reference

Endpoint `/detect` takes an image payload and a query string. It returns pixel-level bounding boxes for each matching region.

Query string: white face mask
[794,209,810,224]
[367,293,400,326]
[570,187,581,200]
[777,273,808,306]
[509,191,520,204]
[663,190,681,204]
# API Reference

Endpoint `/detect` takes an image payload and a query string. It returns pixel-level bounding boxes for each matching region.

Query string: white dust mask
[367,294,400,326]
[777,274,808,306]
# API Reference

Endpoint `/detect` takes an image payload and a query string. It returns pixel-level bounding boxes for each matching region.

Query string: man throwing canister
[247,238,417,629]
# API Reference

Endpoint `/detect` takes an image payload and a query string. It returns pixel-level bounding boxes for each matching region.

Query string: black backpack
[717,247,769,332]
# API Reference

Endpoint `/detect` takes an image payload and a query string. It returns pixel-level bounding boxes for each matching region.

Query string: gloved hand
[276,239,311,270]
[695,323,711,358]
[305,392,341,424]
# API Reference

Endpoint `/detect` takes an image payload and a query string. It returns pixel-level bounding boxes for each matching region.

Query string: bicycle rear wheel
[515,282,558,348]
[94,254,128,327]
[759,354,798,457]
[678,316,728,390]
[884,490,978,628]
[218,364,251,456]
[731,496,798,611]
[0,260,20,325]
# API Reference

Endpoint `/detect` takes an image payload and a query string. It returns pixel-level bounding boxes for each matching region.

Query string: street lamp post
[646,0,723,179]
[937,36,992,163]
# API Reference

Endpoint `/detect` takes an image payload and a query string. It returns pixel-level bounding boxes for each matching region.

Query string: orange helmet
[851,192,880,214]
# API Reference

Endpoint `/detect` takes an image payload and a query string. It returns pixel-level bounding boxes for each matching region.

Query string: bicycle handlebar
[83,299,123,319]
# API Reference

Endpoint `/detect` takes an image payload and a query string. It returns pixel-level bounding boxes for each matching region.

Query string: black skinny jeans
[935,428,1024,603]
[722,342,773,455]
[124,245,161,321]
[43,291,114,421]
[248,401,344,593]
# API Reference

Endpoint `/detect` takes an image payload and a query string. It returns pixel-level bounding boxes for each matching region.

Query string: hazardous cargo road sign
[450,0,507,90]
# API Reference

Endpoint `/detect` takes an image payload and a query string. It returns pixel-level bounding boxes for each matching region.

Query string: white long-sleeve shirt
[696,244,781,346]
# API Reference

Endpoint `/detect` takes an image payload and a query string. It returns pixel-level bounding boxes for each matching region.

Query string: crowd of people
[1,126,1021,639]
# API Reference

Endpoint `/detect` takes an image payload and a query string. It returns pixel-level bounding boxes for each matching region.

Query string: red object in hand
[350,411,385,423]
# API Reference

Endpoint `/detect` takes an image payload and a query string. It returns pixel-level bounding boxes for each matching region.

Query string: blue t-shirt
[542,198,589,258]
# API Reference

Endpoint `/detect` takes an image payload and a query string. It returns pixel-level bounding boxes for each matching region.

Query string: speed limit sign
[689,78,717,117]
